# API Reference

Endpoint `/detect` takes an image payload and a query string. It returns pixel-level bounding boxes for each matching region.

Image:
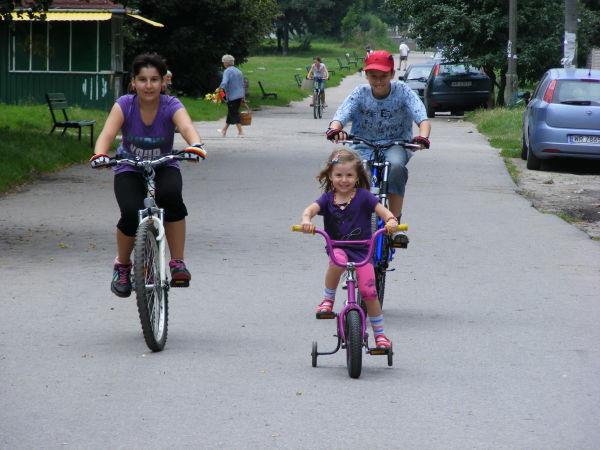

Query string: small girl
[300,148,399,348]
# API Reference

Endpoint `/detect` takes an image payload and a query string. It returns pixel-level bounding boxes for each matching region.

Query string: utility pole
[563,0,578,67]
[505,0,518,106]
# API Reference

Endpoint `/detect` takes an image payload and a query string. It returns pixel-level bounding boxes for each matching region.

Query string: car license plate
[569,135,600,144]
[451,81,472,87]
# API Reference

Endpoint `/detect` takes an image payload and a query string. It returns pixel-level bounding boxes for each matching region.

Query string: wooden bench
[294,73,303,87]
[336,57,350,71]
[46,93,95,147]
[345,53,358,68]
[258,81,278,99]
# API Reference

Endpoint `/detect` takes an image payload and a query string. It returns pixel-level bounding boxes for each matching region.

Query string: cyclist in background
[307,56,330,108]
[91,53,206,298]
[326,50,431,248]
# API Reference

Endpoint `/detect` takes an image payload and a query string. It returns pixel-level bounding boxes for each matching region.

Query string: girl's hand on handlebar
[300,221,315,234]
[183,143,207,160]
[90,153,111,169]
[384,217,399,233]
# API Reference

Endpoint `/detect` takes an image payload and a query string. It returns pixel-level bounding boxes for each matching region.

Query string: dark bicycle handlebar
[339,135,420,150]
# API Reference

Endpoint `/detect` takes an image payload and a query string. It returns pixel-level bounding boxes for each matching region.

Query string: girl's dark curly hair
[131,53,168,78]
[317,148,370,192]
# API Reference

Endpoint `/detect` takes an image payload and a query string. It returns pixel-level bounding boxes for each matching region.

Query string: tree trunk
[282,21,289,56]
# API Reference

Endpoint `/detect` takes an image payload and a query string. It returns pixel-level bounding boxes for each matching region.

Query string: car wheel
[426,103,435,118]
[526,146,542,170]
[451,109,464,116]
[521,132,528,160]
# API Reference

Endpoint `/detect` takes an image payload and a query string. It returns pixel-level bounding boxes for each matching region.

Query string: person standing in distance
[218,54,245,137]
[399,41,410,71]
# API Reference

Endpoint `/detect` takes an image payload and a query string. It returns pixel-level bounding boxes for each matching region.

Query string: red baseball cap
[364,50,394,72]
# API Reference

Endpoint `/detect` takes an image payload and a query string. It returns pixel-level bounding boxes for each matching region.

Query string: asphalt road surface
[2,53,600,449]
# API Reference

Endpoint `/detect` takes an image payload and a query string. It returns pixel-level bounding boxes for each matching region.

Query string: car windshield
[407,67,432,79]
[554,80,600,105]
[438,64,480,75]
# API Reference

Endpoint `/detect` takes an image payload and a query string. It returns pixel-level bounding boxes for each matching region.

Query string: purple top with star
[316,188,379,261]
[113,94,184,174]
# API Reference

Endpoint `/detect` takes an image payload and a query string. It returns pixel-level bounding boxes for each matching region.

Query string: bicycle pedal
[316,311,336,319]
[170,279,190,287]
[391,242,408,249]
[370,348,390,355]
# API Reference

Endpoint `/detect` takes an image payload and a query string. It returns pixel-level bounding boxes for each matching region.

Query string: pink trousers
[330,248,378,301]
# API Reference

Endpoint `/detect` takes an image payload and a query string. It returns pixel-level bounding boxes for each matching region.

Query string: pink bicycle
[292,224,407,378]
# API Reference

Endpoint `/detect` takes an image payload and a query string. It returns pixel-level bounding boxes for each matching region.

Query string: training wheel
[311,341,318,367]
[387,343,393,367]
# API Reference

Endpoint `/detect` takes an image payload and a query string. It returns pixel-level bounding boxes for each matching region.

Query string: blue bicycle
[339,135,419,306]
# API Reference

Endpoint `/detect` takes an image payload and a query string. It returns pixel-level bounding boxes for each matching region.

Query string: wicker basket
[239,104,252,126]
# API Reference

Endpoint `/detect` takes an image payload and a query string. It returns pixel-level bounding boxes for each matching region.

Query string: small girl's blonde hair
[317,148,370,192]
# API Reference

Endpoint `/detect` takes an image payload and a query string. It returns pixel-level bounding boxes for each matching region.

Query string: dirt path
[510,157,600,239]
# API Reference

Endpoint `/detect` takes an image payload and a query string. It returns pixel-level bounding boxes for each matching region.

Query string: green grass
[466,107,524,181]
[0,104,108,193]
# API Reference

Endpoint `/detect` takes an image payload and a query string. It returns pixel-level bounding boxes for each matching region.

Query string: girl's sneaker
[169,259,191,287]
[316,299,335,319]
[374,334,392,349]
[111,263,132,298]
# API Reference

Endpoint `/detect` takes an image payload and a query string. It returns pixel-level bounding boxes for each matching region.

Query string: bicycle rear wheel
[375,267,386,307]
[345,309,363,378]
[134,221,168,351]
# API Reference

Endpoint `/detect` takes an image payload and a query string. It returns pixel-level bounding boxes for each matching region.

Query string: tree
[0,0,52,21]
[123,0,279,96]
[275,0,352,55]
[384,0,599,105]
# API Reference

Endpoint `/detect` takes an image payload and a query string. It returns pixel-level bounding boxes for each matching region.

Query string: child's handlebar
[338,135,421,150]
[291,224,409,268]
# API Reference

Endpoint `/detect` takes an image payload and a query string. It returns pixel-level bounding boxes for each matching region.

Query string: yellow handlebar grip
[398,224,408,231]
[291,225,302,232]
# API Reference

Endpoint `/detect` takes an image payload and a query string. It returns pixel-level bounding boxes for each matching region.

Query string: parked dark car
[402,63,433,103]
[521,68,600,170]
[424,63,491,117]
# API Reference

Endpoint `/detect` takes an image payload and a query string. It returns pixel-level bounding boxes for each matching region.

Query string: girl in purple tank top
[299,148,399,349]
[91,54,206,299]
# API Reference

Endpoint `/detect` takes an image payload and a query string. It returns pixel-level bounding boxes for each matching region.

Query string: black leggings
[226,98,242,124]
[114,167,187,237]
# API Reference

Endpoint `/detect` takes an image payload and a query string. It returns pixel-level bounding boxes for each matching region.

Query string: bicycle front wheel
[134,220,168,352]
[313,95,319,119]
[345,309,363,378]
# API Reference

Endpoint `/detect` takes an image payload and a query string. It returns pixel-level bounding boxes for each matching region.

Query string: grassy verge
[465,107,524,182]
[0,104,108,193]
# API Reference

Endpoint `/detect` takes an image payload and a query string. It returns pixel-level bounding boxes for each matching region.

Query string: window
[10,20,112,73]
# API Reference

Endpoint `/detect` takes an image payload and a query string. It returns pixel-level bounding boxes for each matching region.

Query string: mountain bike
[292,225,406,378]
[311,76,325,119]
[339,135,420,307]
[92,150,202,351]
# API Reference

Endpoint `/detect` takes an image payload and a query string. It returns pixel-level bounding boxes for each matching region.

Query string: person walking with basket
[217,54,246,137]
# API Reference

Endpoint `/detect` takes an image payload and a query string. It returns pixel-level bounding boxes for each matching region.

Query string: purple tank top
[316,188,379,261]
[113,94,184,174]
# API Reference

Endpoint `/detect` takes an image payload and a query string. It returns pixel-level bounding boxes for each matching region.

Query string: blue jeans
[354,144,414,196]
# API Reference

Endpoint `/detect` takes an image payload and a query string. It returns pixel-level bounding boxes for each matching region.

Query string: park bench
[294,73,303,87]
[46,93,95,147]
[336,57,350,71]
[345,53,358,68]
[353,51,365,62]
[258,81,278,99]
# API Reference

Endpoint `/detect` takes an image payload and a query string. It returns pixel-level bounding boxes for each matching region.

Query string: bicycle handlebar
[91,151,201,169]
[339,135,421,150]
[291,224,408,268]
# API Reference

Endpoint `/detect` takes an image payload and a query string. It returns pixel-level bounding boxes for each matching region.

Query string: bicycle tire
[134,221,168,351]
[345,309,363,378]
[313,92,318,119]
[375,266,386,307]
[311,341,318,368]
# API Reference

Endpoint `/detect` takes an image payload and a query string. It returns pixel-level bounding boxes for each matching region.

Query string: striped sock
[369,314,385,337]
[324,287,336,303]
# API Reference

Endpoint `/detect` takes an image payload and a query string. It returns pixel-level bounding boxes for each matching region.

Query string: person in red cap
[326,49,431,248]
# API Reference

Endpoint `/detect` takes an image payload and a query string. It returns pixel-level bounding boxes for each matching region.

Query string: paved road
[2,53,600,449]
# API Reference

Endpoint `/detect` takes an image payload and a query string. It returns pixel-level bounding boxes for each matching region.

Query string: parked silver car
[521,68,600,170]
